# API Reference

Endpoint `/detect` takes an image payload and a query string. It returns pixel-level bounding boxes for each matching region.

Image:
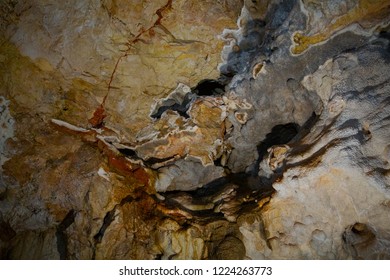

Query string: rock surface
[1,0,390,259]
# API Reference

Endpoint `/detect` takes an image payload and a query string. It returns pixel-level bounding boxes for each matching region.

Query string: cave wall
[1,0,390,259]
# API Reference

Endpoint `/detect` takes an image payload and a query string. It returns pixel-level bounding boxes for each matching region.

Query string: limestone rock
[1,0,390,260]
[258,45,390,259]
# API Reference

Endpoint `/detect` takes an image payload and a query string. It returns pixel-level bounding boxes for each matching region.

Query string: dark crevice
[286,134,362,171]
[92,195,135,258]
[119,195,135,206]
[150,90,194,120]
[284,113,337,160]
[159,199,226,222]
[93,195,134,243]
[155,118,316,222]
[56,210,76,260]
[93,208,116,244]
[196,172,272,198]
[144,156,177,166]
[159,172,275,223]
[253,122,300,176]
[0,188,8,201]
[0,219,16,243]
[213,154,224,167]
[118,148,176,168]
[150,104,190,119]
[118,148,137,158]
[292,112,319,141]
[150,79,227,120]
[158,115,319,221]
[285,113,370,171]
[378,30,390,57]
[367,167,390,177]
[191,79,226,96]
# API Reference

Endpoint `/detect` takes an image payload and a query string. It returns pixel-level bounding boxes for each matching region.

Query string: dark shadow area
[191,79,226,96]
[56,210,75,260]
[158,170,276,223]
[220,19,266,77]
[253,122,300,175]
[150,92,193,119]
[220,0,296,78]
[150,79,228,120]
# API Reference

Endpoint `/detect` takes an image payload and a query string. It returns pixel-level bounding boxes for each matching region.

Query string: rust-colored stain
[89,104,106,128]
[133,168,151,190]
[51,119,154,193]
[90,0,174,127]
[105,150,156,194]
[110,0,172,90]
[291,0,390,55]
[107,155,137,174]
[107,153,150,185]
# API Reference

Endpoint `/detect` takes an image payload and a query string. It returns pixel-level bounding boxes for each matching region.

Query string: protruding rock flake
[51,119,89,133]
[97,167,110,182]
[1,0,390,260]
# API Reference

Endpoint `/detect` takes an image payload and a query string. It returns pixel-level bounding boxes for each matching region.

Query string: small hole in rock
[191,79,226,96]
[118,148,137,158]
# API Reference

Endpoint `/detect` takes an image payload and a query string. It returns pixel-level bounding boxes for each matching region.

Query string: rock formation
[0,0,389,259]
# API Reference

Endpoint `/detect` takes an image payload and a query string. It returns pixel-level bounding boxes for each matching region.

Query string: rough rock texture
[1,0,390,259]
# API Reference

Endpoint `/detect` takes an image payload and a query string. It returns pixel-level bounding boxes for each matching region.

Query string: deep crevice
[93,208,116,244]
[144,156,177,166]
[117,148,137,158]
[150,102,191,119]
[191,79,226,96]
[156,118,319,222]
[0,218,16,244]
[117,147,178,169]
[92,195,135,259]
[253,122,300,176]
[150,78,227,120]
[159,172,275,223]
[56,210,76,260]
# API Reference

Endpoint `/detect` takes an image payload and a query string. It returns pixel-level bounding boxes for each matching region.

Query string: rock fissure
[89,0,174,128]
[56,210,76,260]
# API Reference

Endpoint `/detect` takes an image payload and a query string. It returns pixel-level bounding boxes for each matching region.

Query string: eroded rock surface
[1,0,389,259]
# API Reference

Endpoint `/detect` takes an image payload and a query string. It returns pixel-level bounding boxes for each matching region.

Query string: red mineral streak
[133,168,150,188]
[107,155,136,173]
[106,152,153,191]
[51,120,152,190]
[90,0,173,128]
[89,104,106,128]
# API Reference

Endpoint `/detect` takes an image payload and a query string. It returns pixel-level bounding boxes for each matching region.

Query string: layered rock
[1,0,390,260]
